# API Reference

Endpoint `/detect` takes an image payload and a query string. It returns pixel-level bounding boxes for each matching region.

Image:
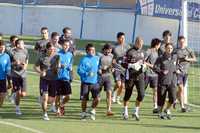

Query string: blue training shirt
[77,54,100,84]
[57,49,73,81]
[0,53,11,80]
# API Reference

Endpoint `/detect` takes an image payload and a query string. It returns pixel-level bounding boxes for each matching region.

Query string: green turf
[0,35,200,133]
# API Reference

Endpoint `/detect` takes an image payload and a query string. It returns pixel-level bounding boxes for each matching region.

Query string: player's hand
[40,71,46,77]
[176,70,181,74]
[162,70,169,75]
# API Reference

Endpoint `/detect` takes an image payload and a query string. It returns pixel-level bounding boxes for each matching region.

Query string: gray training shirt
[35,53,59,80]
[176,47,195,74]
[99,53,113,75]
[112,43,130,72]
[145,49,159,77]
[10,48,29,78]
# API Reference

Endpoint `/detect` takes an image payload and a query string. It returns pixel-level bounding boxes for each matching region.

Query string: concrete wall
[0,3,198,48]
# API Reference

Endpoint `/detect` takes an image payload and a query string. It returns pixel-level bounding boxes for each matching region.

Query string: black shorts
[12,77,27,92]
[145,75,158,89]
[99,74,112,92]
[80,82,99,100]
[113,70,125,82]
[0,79,7,93]
[40,78,56,97]
[177,74,188,86]
[56,80,72,96]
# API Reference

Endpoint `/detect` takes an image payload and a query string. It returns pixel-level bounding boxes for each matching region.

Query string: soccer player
[144,38,161,113]
[77,43,100,120]
[159,30,172,56]
[56,40,73,116]
[154,43,178,120]
[0,40,11,107]
[112,32,130,105]
[122,37,146,121]
[34,42,59,120]
[98,43,114,116]
[10,39,29,115]
[5,35,18,101]
[34,27,49,55]
[59,27,76,54]
[176,36,196,112]
[51,32,62,52]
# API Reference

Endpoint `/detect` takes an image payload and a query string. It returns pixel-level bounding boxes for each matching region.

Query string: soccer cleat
[16,109,22,116]
[158,112,166,120]
[89,110,96,120]
[153,108,159,114]
[43,114,50,121]
[164,110,172,120]
[132,112,140,121]
[112,97,116,103]
[123,114,129,120]
[80,112,87,121]
[106,111,114,116]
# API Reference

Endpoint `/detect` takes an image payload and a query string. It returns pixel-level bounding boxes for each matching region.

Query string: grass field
[0,35,200,133]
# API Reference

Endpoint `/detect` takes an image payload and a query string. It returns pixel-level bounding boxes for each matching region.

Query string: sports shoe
[106,111,114,116]
[16,108,22,116]
[159,112,166,120]
[132,112,140,121]
[153,108,159,114]
[116,100,122,105]
[80,112,87,121]
[112,97,116,103]
[50,105,57,113]
[123,114,129,120]
[89,109,96,120]
[164,110,172,120]
[43,114,50,121]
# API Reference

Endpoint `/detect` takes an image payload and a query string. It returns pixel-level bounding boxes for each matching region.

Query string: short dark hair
[41,27,48,32]
[117,32,125,39]
[15,39,23,45]
[51,32,59,39]
[0,40,4,46]
[165,43,173,48]
[162,30,172,38]
[46,42,54,49]
[0,33,3,37]
[62,27,71,34]
[151,38,161,48]
[10,35,18,42]
[102,43,112,51]
[85,43,94,51]
[62,39,71,45]
[178,36,185,41]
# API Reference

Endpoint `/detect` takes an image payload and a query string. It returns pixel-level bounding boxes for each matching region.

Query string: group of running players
[0,27,196,121]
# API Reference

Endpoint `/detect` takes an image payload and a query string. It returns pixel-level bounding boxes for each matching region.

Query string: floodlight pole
[182,0,188,104]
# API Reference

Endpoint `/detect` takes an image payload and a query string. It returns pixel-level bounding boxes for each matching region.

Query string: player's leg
[123,79,134,120]
[0,80,7,107]
[150,76,158,113]
[80,83,89,120]
[105,76,113,116]
[157,85,167,119]
[48,80,56,113]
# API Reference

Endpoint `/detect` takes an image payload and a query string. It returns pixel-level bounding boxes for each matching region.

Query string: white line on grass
[0,121,44,133]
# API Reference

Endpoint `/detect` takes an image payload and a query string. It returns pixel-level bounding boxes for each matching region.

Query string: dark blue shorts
[56,80,72,96]
[177,74,188,86]
[40,78,56,97]
[0,79,7,93]
[99,74,112,92]
[80,82,99,100]
[12,77,27,92]
[113,70,125,82]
